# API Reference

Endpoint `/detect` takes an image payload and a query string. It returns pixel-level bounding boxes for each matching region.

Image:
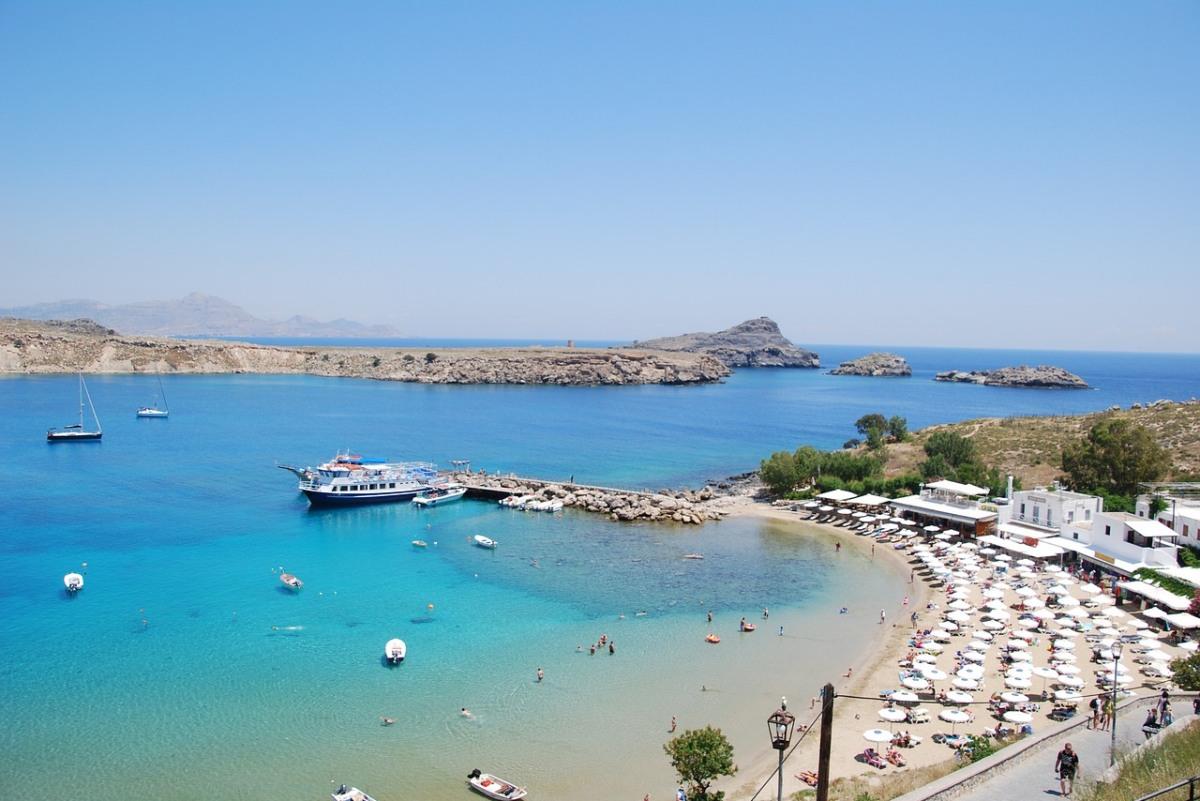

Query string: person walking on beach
[1088,696,1100,729]
[536,667,544,683]
[879,609,886,625]
[910,610,918,628]
[835,542,841,553]
[670,715,677,733]
[1055,742,1079,797]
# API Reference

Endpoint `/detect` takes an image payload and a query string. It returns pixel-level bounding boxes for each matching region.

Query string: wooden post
[816,683,834,801]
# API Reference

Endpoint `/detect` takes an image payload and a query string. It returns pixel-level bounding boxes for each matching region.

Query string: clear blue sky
[2,2,1197,351]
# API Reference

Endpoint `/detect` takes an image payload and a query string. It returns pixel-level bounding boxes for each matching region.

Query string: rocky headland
[934,365,1089,389]
[631,317,819,368]
[0,318,730,385]
[829,352,912,377]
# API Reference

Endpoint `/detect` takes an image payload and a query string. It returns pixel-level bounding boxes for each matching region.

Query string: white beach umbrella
[1055,664,1081,675]
[939,709,971,731]
[1045,564,1062,573]
[949,589,971,600]
[1098,627,1121,638]
[1004,676,1032,689]
[1059,596,1081,608]
[902,676,930,691]
[1080,583,1101,594]
[919,666,949,681]
[1003,710,1033,724]
[818,505,834,513]
[1181,640,1199,652]
[987,609,1012,621]
[879,708,907,723]
[982,619,1005,631]
[1016,618,1039,630]
[980,548,997,555]
[1144,650,1171,663]
[1023,598,1047,609]
[946,610,971,623]
[921,642,944,653]
[1055,689,1083,702]
[863,728,895,743]
[1032,666,1060,680]
[994,554,1013,563]
[1015,587,1037,597]
[1032,608,1056,620]
[1008,664,1033,678]
[945,690,973,704]
[890,690,920,705]
[961,650,985,663]
[1001,691,1029,704]
[971,630,994,641]
[957,665,984,680]
[1008,650,1032,662]
[948,600,973,611]
[966,639,989,652]
[1051,652,1078,664]
[1047,585,1071,596]
[929,629,952,642]
[913,652,938,664]
[837,508,852,516]
[983,588,1006,600]
[924,525,941,533]
[984,599,1007,610]
[1102,607,1126,618]
[1066,607,1090,619]
[1126,618,1150,630]
[1057,675,1084,688]
[941,621,959,631]
[952,677,979,691]
[1009,631,1034,642]
[1016,558,1035,567]
[1053,639,1076,651]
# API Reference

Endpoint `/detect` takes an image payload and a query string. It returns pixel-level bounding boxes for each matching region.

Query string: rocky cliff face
[0,318,730,385]
[830,352,912,377]
[934,365,1089,388]
[632,317,819,368]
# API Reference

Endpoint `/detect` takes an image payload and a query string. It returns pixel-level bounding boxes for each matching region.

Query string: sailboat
[47,374,103,442]
[136,375,169,418]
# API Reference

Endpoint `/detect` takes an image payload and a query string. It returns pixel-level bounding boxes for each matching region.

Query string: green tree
[923,431,977,469]
[886,415,908,441]
[792,446,824,485]
[664,726,737,801]
[1060,419,1169,496]
[760,451,798,496]
[1149,495,1170,519]
[865,428,886,452]
[855,413,887,438]
[1170,653,1200,691]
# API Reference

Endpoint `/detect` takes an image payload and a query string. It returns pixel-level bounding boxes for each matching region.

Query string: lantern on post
[767,698,795,801]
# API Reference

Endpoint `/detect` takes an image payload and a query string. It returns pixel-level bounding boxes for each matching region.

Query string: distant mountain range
[0,293,400,338]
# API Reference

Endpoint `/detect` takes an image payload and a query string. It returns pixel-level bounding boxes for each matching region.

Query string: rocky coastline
[0,318,730,386]
[829,352,911,377]
[934,365,1089,388]
[451,472,753,524]
[632,317,819,368]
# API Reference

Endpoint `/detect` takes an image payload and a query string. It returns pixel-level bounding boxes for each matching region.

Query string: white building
[889,480,998,536]
[1135,493,1200,545]
[1000,486,1104,532]
[1048,510,1180,576]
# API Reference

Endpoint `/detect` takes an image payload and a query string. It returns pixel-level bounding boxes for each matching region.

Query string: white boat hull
[413,486,467,506]
[385,638,407,664]
[136,408,169,418]
[63,573,84,592]
[473,535,497,550]
[468,772,527,801]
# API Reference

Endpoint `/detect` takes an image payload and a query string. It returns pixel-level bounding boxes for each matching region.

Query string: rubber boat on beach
[413,483,467,507]
[332,784,378,801]
[280,572,303,591]
[63,572,84,593]
[473,534,497,550]
[467,769,527,801]
[385,638,407,664]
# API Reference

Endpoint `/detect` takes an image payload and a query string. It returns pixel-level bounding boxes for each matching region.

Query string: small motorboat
[411,540,428,548]
[473,535,497,550]
[385,638,407,664]
[412,483,467,507]
[683,553,705,560]
[280,572,303,591]
[705,634,721,644]
[332,784,379,801]
[467,769,527,801]
[63,572,84,593]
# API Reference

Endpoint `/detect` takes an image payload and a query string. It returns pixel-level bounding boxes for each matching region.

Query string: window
[390,483,396,489]
[1185,525,1191,538]
[370,483,378,490]
[1067,511,1074,523]
[1085,510,1092,521]
[1126,531,1135,544]
[1033,506,1040,521]
[1020,503,1026,515]
[1047,509,1053,526]
[1105,525,1111,537]
[1073,532,1079,540]
[1138,510,1145,517]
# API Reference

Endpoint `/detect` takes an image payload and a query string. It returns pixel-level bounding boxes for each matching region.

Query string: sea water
[1,351,1198,800]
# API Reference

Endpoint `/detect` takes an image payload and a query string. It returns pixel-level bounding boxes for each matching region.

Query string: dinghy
[467,769,527,801]
[473,535,497,550]
[385,638,407,664]
[63,572,84,593]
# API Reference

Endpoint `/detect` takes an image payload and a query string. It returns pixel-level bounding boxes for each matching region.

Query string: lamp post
[768,697,796,801]
[1110,641,1124,767]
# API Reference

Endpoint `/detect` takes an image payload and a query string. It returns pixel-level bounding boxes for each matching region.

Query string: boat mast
[158,375,168,412]
[77,373,85,428]
[82,375,102,433]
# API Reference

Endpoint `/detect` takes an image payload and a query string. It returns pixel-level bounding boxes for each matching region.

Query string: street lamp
[1110,641,1124,767]
[768,697,796,801]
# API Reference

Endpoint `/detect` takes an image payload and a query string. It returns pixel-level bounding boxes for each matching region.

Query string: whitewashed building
[1049,510,1179,576]
[1135,494,1200,545]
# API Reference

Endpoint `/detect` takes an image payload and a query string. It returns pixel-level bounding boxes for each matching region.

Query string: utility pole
[816,683,835,801]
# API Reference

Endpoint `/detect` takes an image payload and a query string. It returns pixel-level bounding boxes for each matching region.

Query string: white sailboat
[47,374,103,442]
[136,375,169,418]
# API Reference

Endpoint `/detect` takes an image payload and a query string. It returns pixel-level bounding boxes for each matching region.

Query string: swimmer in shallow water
[381,717,396,726]
[460,707,474,719]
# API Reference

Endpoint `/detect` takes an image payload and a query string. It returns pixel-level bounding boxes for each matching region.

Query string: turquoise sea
[2,346,1198,800]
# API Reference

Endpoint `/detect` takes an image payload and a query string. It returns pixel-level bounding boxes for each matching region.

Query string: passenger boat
[412,483,467,507]
[467,769,527,801]
[385,638,407,664]
[136,375,170,418]
[47,374,103,442]
[332,784,379,801]
[280,572,303,591]
[295,451,437,506]
[473,535,497,550]
[63,572,84,593]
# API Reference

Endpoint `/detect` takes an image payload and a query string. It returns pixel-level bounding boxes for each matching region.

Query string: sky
[2,2,1198,351]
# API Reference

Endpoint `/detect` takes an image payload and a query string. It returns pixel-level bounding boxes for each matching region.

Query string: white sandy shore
[718,497,1183,801]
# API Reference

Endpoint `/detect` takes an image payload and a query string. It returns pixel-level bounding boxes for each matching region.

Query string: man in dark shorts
[1056,742,1080,796]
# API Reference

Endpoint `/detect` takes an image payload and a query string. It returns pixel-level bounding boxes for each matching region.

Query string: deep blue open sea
[1,345,1197,800]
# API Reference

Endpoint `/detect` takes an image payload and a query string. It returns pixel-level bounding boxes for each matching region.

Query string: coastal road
[954,702,1193,801]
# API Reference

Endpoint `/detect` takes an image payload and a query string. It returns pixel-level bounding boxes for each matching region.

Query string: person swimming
[381,716,396,726]
[460,707,474,719]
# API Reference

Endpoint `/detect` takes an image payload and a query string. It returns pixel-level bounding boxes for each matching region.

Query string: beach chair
[861,748,887,769]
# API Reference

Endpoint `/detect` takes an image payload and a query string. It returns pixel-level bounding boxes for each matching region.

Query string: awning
[1126,518,1179,539]
[1042,538,1147,577]
[889,495,997,524]
[978,534,1064,560]
[925,480,988,496]
[1166,612,1200,630]
[1118,580,1190,612]
[817,489,858,502]
[998,522,1056,539]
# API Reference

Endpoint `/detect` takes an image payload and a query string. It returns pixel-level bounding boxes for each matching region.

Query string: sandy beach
[719,497,1185,801]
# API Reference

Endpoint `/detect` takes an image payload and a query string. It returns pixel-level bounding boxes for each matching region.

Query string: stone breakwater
[452,472,737,524]
[0,318,730,385]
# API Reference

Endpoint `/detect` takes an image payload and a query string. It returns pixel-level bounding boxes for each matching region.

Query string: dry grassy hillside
[881,401,1200,487]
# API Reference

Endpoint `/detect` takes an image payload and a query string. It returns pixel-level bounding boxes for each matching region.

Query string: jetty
[450,471,729,524]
